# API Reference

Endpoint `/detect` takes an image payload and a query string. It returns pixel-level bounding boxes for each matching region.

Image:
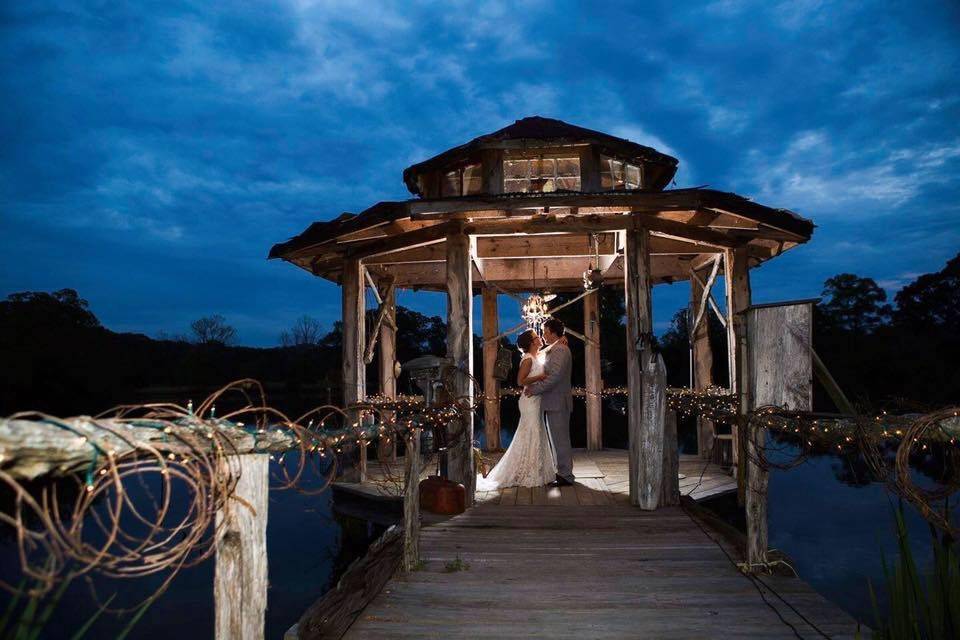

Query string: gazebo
[269,116,813,506]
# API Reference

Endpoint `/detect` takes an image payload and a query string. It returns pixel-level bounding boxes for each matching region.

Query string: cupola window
[441,163,483,196]
[600,156,642,190]
[503,156,580,193]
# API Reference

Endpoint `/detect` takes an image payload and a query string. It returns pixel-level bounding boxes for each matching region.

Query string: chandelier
[521,294,551,329]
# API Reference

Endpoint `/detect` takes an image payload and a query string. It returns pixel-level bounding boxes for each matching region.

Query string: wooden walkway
[324,449,860,638]
[342,503,861,639]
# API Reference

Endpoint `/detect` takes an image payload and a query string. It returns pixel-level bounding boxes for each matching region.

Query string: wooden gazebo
[269,116,814,506]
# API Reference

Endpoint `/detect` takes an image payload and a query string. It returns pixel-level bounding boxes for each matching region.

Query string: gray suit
[527,342,574,482]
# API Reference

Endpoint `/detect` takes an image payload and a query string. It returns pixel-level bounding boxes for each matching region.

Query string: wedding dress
[477,353,557,490]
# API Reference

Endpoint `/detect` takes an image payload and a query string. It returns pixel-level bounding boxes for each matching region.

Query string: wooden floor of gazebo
[337,449,738,506]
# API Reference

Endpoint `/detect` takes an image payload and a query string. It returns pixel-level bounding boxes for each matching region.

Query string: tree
[0,288,100,330]
[280,315,325,348]
[189,314,236,346]
[894,252,960,333]
[818,274,891,334]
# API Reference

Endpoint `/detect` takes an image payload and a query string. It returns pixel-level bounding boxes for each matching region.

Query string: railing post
[660,409,680,506]
[403,428,421,571]
[215,453,269,640]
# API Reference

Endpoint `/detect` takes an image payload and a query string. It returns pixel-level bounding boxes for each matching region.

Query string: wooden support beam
[660,410,680,506]
[724,247,752,503]
[691,272,715,460]
[691,255,721,335]
[403,429,421,571]
[341,258,365,483]
[342,258,366,407]
[481,148,504,195]
[584,290,602,451]
[625,227,660,509]
[445,227,475,504]
[482,287,501,452]
[579,145,601,192]
[379,285,397,462]
[364,280,396,365]
[690,269,727,328]
[215,453,269,640]
[745,302,813,570]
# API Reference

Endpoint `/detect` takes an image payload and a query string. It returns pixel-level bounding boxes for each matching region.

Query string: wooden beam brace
[364,281,396,365]
[691,255,722,334]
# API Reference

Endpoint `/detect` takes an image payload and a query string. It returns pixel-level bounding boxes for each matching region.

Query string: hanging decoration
[520,293,551,330]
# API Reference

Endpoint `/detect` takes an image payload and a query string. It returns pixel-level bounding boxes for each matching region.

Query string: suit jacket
[527,342,573,412]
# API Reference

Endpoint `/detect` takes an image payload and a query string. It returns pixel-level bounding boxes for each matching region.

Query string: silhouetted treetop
[894,252,960,333]
[190,314,237,346]
[819,274,892,334]
[0,289,100,331]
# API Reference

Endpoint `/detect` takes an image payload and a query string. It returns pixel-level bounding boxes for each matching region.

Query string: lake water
[1,401,951,636]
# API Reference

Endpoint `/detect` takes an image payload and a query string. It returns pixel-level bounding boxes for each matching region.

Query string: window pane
[504,178,531,192]
[504,159,530,179]
[536,158,556,177]
[441,170,460,197]
[625,164,641,189]
[556,157,580,176]
[556,176,581,191]
[463,164,482,194]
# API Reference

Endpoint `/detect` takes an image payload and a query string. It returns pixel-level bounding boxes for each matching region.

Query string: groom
[524,318,575,487]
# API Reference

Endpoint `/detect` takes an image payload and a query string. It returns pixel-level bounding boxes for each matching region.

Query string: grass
[868,505,960,639]
[444,555,471,573]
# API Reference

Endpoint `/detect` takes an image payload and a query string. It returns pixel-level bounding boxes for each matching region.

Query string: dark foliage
[1,252,956,417]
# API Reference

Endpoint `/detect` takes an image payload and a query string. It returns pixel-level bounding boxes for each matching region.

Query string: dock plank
[343,502,861,639]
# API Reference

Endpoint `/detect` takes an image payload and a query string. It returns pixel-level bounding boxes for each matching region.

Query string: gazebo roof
[269,117,813,292]
[402,116,680,195]
[269,187,814,292]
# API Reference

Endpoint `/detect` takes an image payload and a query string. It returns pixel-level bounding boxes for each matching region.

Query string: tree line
[1,252,956,417]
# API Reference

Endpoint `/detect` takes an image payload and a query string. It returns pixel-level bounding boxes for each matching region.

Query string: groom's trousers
[544,409,574,483]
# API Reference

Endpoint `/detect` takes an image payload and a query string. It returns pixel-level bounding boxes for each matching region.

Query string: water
[2,401,952,635]
[0,454,382,639]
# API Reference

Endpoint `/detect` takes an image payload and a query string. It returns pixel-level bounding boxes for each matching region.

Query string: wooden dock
[309,449,861,638]
[341,502,860,639]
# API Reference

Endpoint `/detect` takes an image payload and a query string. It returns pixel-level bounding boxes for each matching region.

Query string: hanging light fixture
[521,293,551,329]
[583,233,604,290]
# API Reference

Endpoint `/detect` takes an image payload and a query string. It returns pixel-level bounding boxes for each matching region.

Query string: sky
[2,0,958,346]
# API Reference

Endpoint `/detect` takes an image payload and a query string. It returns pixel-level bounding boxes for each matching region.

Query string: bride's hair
[516,329,536,353]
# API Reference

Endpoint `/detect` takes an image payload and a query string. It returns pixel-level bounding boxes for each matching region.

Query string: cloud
[2,0,957,344]
[738,130,960,214]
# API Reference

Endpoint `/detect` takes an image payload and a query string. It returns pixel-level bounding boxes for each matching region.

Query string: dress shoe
[547,476,574,487]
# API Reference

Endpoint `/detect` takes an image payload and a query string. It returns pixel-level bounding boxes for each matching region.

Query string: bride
[477,329,558,490]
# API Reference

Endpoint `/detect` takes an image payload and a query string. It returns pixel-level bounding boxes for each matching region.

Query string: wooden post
[481,148,504,195]
[341,258,365,482]
[481,287,501,451]
[724,248,751,502]
[579,145,601,192]
[403,428,421,571]
[215,453,269,640]
[584,290,603,450]
[378,286,398,461]
[660,409,680,507]
[745,302,813,569]
[625,226,660,509]
[445,227,475,504]
[691,273,714,459]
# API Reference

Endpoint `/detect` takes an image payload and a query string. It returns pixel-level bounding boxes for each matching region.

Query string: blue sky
[2,1,958,346]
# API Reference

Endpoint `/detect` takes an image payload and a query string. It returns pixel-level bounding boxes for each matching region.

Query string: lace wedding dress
[477,353,557,490]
